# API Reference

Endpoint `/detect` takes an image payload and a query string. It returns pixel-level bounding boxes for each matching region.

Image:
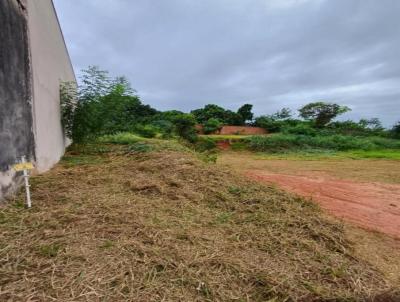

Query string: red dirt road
[246,171,400,239]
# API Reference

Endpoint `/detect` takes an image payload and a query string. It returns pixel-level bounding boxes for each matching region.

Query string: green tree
[203,118,222,134]
[191,104,227,124]
[254,108,296,132]
[391,121,400,139]
[254,115,282,132]
[172,113,198,142]
[79,66,111,102]
[68,66,158,142]
[155,110,184,122]
[237,104,253,124]
[298,102,350,128]
[273,107,292,120]
[224,110,243,125]
[359,118,384,131]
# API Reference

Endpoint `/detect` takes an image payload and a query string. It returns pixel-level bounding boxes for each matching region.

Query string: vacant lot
[219,151,400,284]
[1,141,398,301]
[218,152,400,238]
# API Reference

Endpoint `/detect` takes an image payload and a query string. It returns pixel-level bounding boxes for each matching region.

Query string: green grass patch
[38,243,64,258]
[127,142,154,153]
[255,149,400,160]
[199,134,253,141]
[342,150,400,160]
[97,132,145,145]
[61,155,104,167]
[247,134,400,153]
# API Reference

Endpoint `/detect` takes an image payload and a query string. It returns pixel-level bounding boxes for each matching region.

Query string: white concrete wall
[27,0,76,172]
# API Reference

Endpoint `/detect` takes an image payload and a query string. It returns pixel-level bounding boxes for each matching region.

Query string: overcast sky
[54,0,399,126]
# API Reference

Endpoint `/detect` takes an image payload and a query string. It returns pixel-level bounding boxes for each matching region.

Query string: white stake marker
[13,156,34,208]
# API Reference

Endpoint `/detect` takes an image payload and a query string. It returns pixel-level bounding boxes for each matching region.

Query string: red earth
[246,171,400,239]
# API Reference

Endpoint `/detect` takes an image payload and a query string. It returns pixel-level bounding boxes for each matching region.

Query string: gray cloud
[54,0,400,126]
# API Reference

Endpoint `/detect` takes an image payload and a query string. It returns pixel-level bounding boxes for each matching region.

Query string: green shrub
[254,116,283,132]
[368,136,400,149]
[199,152,218,163]
[98,132,143,144]
[203,118,222,134]
[172,113,198,142]
[327,120,386,137]
[134,125,158,138]
[60,81,77,139]
[64,66,159,143]
[195,137,217,152]
[247,134,400,152]
[283,124,317,136]
[127,142,154,153]
[151,120,175,138]
[391,121,400,139]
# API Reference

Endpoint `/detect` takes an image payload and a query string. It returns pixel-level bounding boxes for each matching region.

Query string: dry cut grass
[0,142,398,301]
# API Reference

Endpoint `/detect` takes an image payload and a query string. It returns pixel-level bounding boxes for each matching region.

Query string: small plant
[38,243,63,258]
[127,142,153,153]
[215,212,232,224]
[134,125,158,138]
[100,240,114,249]
[199,152,218,163]
[194,137,217,152]
[228,186,242,195]
[60,81,78,139]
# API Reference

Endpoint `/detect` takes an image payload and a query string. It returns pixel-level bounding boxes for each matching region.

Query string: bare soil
[218,152,400,285]
[218,152,400,239]
[246,171,400,239]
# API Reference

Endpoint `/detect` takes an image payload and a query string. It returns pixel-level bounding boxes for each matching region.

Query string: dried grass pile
[0,142,398,301]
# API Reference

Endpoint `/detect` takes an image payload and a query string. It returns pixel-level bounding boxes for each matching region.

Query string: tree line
[61,66,400,143]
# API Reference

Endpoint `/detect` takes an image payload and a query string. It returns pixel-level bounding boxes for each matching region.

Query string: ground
[218,151,400,284]
[0,141,399,301]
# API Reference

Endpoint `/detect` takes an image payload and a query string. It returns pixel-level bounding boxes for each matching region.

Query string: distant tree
[254,115,282,133]
[191,103,254,126]
[172,113,197,142]
[203,118,223,134]
[237,104,253,124]
[391,121,400,139]
[298,102,351,128]
[273,107,292,120]
[110,76,136,96]
[359,118,384,131]
[191,104,227,124]
[156,110,184,121]
[224,110,243,125]
[79,66,111,102]
[254,108,296,132]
